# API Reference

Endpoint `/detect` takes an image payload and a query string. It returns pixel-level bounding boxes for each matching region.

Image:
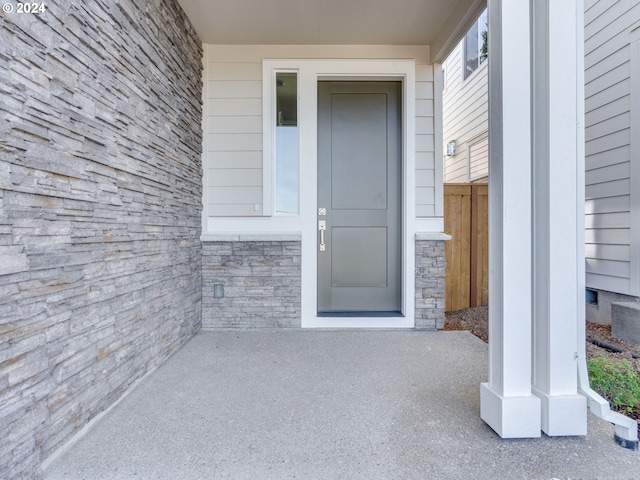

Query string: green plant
[588,357,640,414]
[480,30,488,63]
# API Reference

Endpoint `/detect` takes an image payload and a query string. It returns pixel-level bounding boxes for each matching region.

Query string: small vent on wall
[586,288,598,306]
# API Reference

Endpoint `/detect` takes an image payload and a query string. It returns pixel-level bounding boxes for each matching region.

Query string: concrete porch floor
[44,330,639,479]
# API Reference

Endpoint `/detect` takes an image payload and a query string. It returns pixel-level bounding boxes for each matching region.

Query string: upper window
[464,9,488,80]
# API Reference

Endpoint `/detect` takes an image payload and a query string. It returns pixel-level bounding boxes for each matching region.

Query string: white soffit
[177,0,480,49]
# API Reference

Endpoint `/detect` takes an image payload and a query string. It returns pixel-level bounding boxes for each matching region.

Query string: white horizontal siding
[416,204,435,217]
[415,61,436,216]
[586,273,630,295]
[586,44,629,84]
[585,112,630,141]
[469,136,488,181]
[586,243,630,262]
[207,80,261,98]
[586,228,630,245]
[585,195,629,215]
[207,186,262,204]
[416,99,434,117]
[206,169,262,186]
[442,40,488,183]
[585,3,640,61]
[586,258,630,278]
[585,212,630,229]
[207,62,262,80]
[203,44,436,219]
[585,162,629,185]
[415,169,435,187]
[586,63,629,99]
[203,51,264,216]
[585,178,629,200]
[445,158,469,183]
[586,78,629,116]
[586,129,629,157]
[415,151,435,170]
[208,116,262,134]
[206,98,262,116]
[206,151,262,169]
[585,1,639,296]
[206,133,262,152]
[416,117,434,134]
[585,145,629,170]
[585,95,629,126]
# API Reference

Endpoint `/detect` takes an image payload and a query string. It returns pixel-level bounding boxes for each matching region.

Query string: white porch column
[531,0,587,436]
[480,0,541,438]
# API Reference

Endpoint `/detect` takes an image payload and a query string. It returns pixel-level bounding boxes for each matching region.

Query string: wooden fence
[444,183,489,312]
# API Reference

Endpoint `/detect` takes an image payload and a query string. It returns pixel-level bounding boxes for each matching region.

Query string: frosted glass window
[275,72,299,214]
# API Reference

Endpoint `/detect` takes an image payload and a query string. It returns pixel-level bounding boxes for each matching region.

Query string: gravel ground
[443,305,640,366]
[444,306,640,422]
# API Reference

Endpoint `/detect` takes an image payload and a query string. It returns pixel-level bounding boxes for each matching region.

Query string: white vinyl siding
[584,0,640,296]
[202,44,436,220]
[416,63,436,217]
[469,136,488,182]
[204,57,263,216]
[442,41,488,183]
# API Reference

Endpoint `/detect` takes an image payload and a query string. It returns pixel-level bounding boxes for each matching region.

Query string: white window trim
[262,66,301,217]
[262,64,276,217]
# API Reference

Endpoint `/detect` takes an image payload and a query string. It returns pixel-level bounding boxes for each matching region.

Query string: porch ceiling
[177,0,485,61]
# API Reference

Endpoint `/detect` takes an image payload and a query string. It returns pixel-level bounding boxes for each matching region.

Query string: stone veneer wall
[0,2,202,477]
[202,241,302,328]
[415,240,447,329]
[202,239,444,329]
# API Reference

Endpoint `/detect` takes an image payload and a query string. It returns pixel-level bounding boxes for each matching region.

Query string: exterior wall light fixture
[446,141,457,156]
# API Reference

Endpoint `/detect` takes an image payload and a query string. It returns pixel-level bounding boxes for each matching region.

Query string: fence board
[444,183,489,311]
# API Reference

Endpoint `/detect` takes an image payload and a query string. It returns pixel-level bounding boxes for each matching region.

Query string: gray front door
[317,81,402,314]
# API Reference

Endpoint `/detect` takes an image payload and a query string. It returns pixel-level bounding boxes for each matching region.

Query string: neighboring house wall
[584,0,640,322]
[442,41,489,183]
[442,1,640,325]
[0,1,203,478]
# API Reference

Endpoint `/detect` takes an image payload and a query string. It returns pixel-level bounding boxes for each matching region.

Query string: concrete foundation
[585,289,640,325]
[612,302,640,344]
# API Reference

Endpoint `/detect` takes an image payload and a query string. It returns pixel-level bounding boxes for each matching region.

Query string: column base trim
[480,383,541,438]
[532,387,587,436]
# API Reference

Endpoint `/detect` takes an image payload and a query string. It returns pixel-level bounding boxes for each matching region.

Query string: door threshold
[317,311,403,318]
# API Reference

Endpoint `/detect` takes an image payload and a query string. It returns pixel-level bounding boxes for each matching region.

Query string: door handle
[319,220,326,252]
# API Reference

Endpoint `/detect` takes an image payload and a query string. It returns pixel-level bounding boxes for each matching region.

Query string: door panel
[331,227,388,287]
[330,93,388,210]
[317,81,401,314]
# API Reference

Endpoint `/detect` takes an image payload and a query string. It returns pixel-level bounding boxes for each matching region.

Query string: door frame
[263,59,416,328]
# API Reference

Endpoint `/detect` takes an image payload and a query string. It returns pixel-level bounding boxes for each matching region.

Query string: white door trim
[263,59,416,328]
